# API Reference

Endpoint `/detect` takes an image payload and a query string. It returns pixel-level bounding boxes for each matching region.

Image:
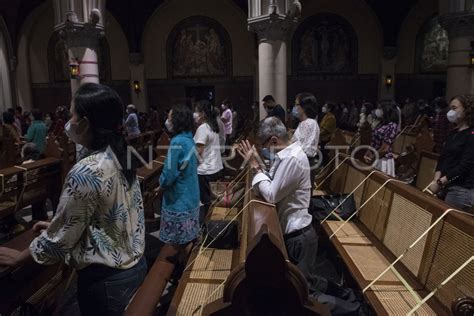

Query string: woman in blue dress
[158,104,201,246]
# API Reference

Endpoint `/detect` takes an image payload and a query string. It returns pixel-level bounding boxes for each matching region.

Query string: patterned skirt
[159,207,201,245]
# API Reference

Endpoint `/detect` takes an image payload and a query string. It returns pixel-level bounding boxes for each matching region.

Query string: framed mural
[167,16,232,78]
[47,32,111,83]
[292,13,358,75]
[416,16,449,73]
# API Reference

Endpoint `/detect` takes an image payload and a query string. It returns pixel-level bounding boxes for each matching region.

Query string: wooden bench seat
[318,155,473,315]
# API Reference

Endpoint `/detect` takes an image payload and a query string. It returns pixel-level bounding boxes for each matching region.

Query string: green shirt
[25,120,48,153]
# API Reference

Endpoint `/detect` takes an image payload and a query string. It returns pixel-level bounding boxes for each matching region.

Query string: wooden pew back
[415,151,439,190]
[325,156,473,314]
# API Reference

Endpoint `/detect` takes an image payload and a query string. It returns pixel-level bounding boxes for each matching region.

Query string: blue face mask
[261,147,276,162]
[291,106,300,119]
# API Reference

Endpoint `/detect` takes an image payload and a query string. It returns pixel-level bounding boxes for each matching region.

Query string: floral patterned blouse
[29,147,145,270]
[371,122,398,159]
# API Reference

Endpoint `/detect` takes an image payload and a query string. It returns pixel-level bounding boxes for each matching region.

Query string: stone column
[53,0,106,95]
[59,26,103,95]
[440,11,474,98]
[248,0,301,120]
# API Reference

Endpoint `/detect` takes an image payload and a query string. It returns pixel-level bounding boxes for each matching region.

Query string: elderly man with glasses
[238,117,360,315]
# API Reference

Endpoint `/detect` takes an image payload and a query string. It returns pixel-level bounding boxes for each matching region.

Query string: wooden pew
[0,158,65,315]
[319,156,473,315]
[137,156,166,221]
[415,151,440,191]
[166,170,329,315]
[0,158,62,221]
[0,229,66,316]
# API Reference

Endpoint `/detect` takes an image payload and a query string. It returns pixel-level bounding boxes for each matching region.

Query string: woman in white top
[291,92,320,189]
[194,100,224,222]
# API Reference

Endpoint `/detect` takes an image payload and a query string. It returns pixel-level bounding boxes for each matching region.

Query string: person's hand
[33,221,50,233]
[237,140,260,170]
[428,182,440,194]
[0,247,22,267]
[154,186,164,199]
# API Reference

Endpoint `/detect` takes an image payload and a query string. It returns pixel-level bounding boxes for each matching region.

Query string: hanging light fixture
[133,80,141,97]
[69,59,79,78]
[384,75,393,88]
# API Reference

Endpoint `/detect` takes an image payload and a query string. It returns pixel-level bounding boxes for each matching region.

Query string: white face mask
[322,106,328,113]
[193,112,200,123]
[165,119,173,133]
[65,119,88,145]
[447,109,461,123]
[375,109,383,119]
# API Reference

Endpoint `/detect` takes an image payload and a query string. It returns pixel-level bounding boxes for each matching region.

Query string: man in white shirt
[238,117,360,314]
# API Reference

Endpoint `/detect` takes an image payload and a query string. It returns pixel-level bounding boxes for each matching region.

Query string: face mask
[343,108,348,114]
[261,147,276,162]
[361,107,367,113]
[65,119,87,144]
[291,106,300,119]
[193,112,200,124]
[447,109,460,123]
[221,104,226,110]
[165,119,173,133]
[375,109,383,119]
[322,106,328,113]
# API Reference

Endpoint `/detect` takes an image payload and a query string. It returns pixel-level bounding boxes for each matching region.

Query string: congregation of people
[0,83,473,315]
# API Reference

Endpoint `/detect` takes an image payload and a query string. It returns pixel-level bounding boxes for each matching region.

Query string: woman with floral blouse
[364,101,399,177]
[0,83,146,315]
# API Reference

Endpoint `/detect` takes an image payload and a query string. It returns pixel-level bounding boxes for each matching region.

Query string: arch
[396,0,438,73]
[292,13,358,75]
[166,15,232,78]
[291,0,383,75]
[142,0,254,79]
[415,15,449,74]
[0,15,14,112]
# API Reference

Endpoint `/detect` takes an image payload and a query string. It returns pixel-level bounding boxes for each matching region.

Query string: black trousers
[285,225,360,315]
[198,171,222,224]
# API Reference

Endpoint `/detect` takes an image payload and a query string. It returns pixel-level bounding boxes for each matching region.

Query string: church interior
[0,0,473,315]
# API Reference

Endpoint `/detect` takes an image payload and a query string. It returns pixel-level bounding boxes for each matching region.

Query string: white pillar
[440,11,474,98]
[59,27,103,95]
[250,20,293,120]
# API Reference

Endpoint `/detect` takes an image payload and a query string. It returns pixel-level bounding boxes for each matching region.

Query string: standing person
[25,109,48,154]
[431,97,450,153]
[53,106,68,136]
[0,83,147,315]
[2,111,22,143]
[291,93,320,189]
[221,99,233,146]
[15,106,27,135]
[319,102,337,166]
[194,100,224,222]
[230,104,238,140]
[44,112,54,132]
[8,108,22,136]
[429,95,474,213]
[125,104,141,137]
[157,104,201,247]
[214,107,226,154]
[147,106,162,133]
[364,102,399,177]
[263,95,286,124]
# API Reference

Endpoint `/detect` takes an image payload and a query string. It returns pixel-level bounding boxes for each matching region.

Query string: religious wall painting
[293,14,357,75]
[416,16,449,73]
[48,32,111,82]
[167,16,232,78]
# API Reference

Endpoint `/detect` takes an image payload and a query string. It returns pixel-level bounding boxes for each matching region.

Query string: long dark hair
[296,92,318,119]
[171,104,193,135]
[74,83,138,187]
[195,100,219,133]
[379,101,399,124]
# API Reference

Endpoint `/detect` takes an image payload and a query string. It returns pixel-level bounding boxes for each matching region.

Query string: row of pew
[315,154,473,315]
